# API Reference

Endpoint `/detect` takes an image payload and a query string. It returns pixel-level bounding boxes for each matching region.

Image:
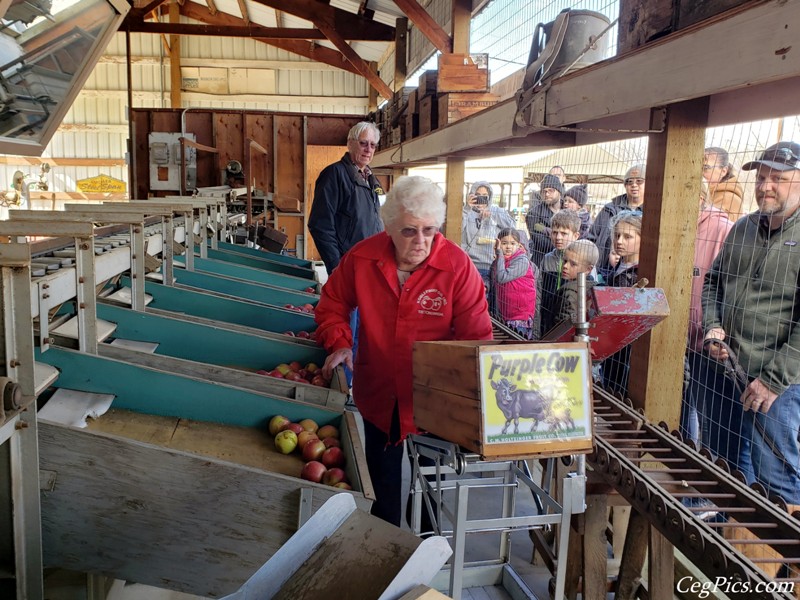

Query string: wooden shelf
[372,0,800,168]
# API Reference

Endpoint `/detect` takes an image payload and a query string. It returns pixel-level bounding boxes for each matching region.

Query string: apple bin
[36,346,374,598]
[413,340,594,460]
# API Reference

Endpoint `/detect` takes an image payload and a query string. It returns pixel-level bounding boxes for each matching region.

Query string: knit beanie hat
[564,184,588,207]
[540,174,564,196]
[468,180,493,202]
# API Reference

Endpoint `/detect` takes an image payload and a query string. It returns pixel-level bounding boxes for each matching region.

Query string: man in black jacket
[586,164,645,280]
[309,122,384,274]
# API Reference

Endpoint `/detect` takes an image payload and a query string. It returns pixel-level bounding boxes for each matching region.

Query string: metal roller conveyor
[490,319,800,598]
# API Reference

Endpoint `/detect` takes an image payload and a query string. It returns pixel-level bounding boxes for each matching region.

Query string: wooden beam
[99,55,345,71]
[178,3,361,75]
[451,0,471,54]
[178,1,391,41]
[315,18,393,100]
[205,0,217,15]
[392,0,451,54]
[368,61,379,111]
[169,0,182,109]
[127,0,170,18]
[629,97,709,426]
[236,0,249,24]
[443,158,464,244]
[250,0,394,41]
[394,17,408,93]
[126,21,330,39]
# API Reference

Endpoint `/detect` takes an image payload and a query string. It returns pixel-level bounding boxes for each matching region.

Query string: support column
[169,0,182,109]
[629,98,709,426]
[451,0,471,54]
[394,17,408,92]
[444,158,465,243]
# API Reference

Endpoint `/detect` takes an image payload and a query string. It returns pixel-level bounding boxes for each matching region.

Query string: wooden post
[443,158,465,243]
[169,0,182,109]
[582,494,608,599]
[368,61,379,112]
[451,0,471,54]
[628,97,709,427]
[615,510,650,599]
[648,527,674,600]
[394,17,408,93]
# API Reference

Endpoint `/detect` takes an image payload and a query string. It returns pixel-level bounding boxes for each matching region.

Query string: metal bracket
[512,85,548,137]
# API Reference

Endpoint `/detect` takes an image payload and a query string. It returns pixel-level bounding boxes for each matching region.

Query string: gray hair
[565,239,599,268]
[381,176,445,227]
[348,121,381,142]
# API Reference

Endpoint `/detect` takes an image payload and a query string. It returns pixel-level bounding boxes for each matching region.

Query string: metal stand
[407,435,585,600]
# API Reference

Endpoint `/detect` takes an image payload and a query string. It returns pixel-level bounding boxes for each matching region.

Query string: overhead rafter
[126,21,331,38]
[178,2,361,75]
[236,0,249,25]
[392,0,451,54]
[315,16,393,100]
[250,0,394,41]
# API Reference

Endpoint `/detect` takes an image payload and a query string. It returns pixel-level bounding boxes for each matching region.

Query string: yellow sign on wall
[77,174,126,193]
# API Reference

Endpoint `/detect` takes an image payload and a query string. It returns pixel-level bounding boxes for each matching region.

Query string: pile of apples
[258,361,329,387]
[281,330,316,340]
[284,303,315,314]
[303,286,317,294]
[269,415,351,489]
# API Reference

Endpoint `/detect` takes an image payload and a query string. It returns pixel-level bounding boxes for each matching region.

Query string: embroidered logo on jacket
[417,289,447,316]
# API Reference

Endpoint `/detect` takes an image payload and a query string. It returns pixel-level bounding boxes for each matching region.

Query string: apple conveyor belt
[490,317,800,599]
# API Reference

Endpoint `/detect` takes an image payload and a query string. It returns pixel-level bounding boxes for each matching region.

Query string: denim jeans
[749,384,800,505]
[692,353,755,485]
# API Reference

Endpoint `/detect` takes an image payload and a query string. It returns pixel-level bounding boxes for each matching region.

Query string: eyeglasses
[356,139,378,149]
[399,226,439,238]
[624,178,645,185]
[702,164,725,171]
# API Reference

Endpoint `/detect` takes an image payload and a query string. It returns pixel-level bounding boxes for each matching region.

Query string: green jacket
[702,209,800,394]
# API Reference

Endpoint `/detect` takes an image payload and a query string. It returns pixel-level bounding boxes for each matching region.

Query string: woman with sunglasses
[314,175,493,528]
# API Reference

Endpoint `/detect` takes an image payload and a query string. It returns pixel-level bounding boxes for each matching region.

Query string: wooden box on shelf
[418,95,439,136]
[404,112,419,140]
[272,193,301,213]
[437,53,490,93]
[417,70,439,99]
[437,92,499,127]
[413,340,594,460]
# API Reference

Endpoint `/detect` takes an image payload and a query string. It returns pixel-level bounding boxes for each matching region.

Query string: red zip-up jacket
[315,231,493,439]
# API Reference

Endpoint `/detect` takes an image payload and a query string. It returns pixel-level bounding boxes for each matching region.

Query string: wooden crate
[437,92,499,127]
[418,95,439,136]
[417,70,438,98]
[437,53,490,93]
[413,340,594,460]
[404,112,419,140]
[391,126,403,146]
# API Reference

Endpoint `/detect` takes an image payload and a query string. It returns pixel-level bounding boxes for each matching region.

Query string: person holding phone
[461,181,517,290]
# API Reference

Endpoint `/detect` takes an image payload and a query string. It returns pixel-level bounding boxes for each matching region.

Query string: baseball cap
[742,141,800,171]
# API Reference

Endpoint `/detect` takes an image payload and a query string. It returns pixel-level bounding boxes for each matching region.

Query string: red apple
[321,446,345,468]
[302,438,327,462]
[297,431,319,449]
[267,369,285,378]
[256,369,269,375]
[302,303,315,312]
[282,330,296,337]
[298,368,309,379]
[301,461,327,483]
[317,425,339,440]
[304,286,316,293]
[334,482,352,490]
[283,422,304,436]
[289,361,302,372]
[274,430,298,454]
[322,437,340,449]
[298,418,319,433]
[322,467,348,486]
[296,331,311,339]
[284,304,294,309]
[268,415,290,436]
[311,376,327,387]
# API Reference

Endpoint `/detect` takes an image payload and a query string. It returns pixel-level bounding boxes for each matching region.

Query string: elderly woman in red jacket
[315,175,493,527]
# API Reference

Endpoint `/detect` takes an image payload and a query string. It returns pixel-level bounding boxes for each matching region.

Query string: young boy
[538,210,582,336]
[550,239,600,330]
[562,185,593,239]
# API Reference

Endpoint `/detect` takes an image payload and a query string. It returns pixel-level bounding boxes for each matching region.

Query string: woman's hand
[322,348,353,380]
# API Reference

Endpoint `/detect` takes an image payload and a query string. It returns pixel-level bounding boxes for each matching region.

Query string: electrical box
[148,132,197,191]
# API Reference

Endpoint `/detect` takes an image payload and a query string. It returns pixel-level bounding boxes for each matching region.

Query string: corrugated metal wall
[1,29,371,196]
